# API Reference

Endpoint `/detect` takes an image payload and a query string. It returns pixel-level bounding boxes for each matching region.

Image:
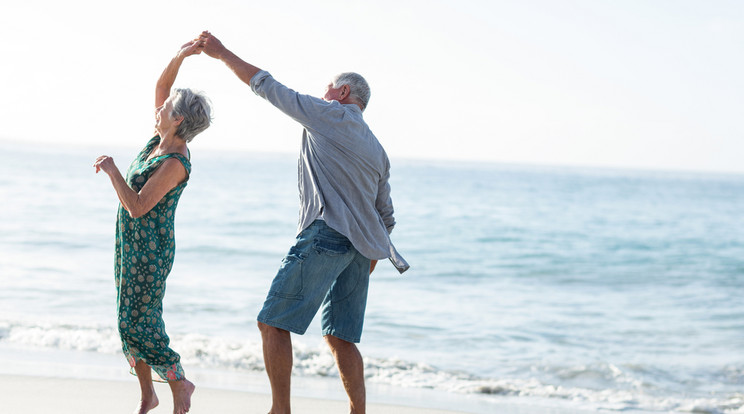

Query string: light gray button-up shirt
[250,71,408,273]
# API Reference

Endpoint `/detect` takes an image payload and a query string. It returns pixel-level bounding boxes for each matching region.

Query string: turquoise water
[0,140,742,413]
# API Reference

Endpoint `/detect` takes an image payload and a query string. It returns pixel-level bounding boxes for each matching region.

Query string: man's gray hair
[170,88,212,143]
[332,72,371,111]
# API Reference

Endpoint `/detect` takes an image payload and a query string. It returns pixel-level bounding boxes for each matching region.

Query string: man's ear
[341,84,350,99]
[173,116,185,127]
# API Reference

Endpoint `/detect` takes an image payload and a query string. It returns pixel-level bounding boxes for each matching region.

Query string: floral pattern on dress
[115,136,190,382]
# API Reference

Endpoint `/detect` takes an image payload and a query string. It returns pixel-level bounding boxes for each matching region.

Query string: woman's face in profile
[155,97,176,134]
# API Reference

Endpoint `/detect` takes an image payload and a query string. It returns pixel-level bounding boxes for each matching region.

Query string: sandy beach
[0,345,598,414]
[0,374,474,414]
[0,372,612,414]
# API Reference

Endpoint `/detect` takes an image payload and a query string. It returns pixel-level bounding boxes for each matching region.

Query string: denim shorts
[257,220,371,343]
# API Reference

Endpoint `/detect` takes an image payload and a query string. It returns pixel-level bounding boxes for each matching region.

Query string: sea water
[0,140,742,413]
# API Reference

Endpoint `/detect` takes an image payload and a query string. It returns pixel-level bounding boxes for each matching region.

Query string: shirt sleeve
[250,70,333,133]
[376,158,396,234]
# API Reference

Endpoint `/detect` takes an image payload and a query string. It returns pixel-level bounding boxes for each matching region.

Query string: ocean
[0,140,742,413]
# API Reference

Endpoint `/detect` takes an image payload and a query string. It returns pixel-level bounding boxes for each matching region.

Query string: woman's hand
[94,155,187,218]
[94,155,116,175]
[178,39,203,59]
[155,39,202,109]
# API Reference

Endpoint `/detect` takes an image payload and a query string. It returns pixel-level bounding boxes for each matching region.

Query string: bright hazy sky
[2,0,742,173]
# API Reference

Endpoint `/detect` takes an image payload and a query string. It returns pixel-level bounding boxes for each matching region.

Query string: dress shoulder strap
[150,152,191,178]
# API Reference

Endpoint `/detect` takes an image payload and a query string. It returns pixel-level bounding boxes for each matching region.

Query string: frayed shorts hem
[256,317,308,336]
[321,328,361,344]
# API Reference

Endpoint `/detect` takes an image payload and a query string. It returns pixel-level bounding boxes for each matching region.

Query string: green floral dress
[115,136,190,382]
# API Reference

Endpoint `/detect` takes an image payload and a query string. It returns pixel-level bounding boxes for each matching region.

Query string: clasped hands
[178,31,225,60]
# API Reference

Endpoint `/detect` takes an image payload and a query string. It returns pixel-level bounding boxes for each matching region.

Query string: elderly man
[198,31,408,414]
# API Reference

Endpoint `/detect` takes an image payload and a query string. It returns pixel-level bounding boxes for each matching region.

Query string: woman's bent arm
[94,156,187,218]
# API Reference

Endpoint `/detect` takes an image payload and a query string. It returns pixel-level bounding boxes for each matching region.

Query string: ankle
[140,390,157,402]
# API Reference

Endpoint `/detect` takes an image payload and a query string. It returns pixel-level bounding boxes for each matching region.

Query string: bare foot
[133,395,159,414]
[170,378,195,414]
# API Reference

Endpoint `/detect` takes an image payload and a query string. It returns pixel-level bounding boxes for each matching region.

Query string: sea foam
[1,320,742,414]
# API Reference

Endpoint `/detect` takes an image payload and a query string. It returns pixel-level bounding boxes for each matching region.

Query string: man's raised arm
[199,31,262,86]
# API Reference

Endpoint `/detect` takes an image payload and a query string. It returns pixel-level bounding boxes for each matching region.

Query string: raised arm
[199,31,261,86]
[155,40,203,109]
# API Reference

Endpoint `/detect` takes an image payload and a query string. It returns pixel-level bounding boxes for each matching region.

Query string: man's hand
[198,31,226,59]
[196,31,261,85]
[370,260,378,274]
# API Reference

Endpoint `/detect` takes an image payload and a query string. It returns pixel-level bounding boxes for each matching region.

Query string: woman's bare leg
[133,360,159,414]
[168,378,196,414]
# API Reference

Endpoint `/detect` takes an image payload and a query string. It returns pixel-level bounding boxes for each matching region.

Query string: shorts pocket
[313,235,351,256]
[269,246,307,300]
[282,246,308,264]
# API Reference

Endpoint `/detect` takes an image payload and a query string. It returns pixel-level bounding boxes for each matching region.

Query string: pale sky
[2,0,742,173]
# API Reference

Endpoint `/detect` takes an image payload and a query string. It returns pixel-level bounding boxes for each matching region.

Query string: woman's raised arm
[155,40,204,109]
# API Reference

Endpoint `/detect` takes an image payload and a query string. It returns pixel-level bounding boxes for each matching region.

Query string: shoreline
[0,344,489,413]
[0,344,601,414]
[0,374,473,414]
[0,373,606,414]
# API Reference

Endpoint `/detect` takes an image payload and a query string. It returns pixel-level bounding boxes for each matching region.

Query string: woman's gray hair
[170,88,212,143]
[332,72,371,111]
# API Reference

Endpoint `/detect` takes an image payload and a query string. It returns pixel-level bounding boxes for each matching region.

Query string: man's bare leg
[258,321,293,414]
[133,360,159,414]
[325,335,366,414]
[168,377,196,414]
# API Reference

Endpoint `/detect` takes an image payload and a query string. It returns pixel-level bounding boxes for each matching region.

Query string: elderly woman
[94,39,211,414]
